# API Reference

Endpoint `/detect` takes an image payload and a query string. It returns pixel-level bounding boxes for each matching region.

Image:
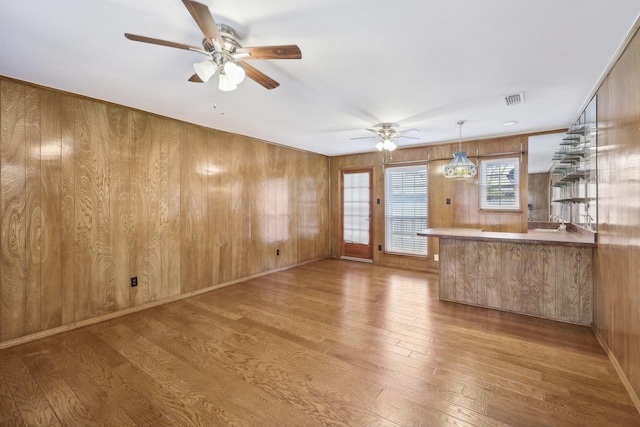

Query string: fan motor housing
[202,24,240,53]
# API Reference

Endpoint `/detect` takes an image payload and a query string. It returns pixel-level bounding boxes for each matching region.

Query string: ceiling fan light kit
[444,121,477,178]
[376,139,397,152]
[125,0,301,93]
[353,122,418,152]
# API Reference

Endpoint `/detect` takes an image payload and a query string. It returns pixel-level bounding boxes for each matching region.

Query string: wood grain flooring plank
[95,322,299,426]
[0,260,638,426]
[0,350,59,426]
[140,304,391,426]
[59,365,138,427]
[163,301,386,405]
[21,352,100,427]
[0,373,20,423]
[100,322,320,425]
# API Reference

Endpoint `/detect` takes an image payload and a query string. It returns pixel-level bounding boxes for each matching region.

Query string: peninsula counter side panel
[420,228,594,325]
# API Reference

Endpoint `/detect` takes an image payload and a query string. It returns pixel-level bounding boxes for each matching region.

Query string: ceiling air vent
[502,92,524,106]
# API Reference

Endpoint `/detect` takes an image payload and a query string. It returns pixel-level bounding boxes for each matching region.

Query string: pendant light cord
[457,120,464,152]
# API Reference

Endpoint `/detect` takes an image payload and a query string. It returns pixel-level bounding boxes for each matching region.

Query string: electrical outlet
[131,276,138,287]
[276,249,280,256]
[434,254,439,262]
[446,198,451,205]
[378,244,382,251]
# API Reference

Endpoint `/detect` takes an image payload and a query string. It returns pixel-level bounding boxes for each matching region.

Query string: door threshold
[340,256,373,263]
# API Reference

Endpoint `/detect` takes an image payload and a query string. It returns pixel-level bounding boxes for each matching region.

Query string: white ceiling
[1,0,639,171]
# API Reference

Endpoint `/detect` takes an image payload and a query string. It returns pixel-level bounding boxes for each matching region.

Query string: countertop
[417,227,596,247]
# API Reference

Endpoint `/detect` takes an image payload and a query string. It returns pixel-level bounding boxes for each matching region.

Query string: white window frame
[384,165,428,256]
[479,157,521,210]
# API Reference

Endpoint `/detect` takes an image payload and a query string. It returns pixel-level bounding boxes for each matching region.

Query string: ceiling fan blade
[399,128,420,135]
[188,73,203,83]
[398,135,420,140]
[182,0,225,51]
[124,33,207,54]
[240,62,279,90]
[235,45,302,60]
[350,136,376,140]
[365,128,379,133]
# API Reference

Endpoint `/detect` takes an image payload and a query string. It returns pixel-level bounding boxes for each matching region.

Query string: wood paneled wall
[0,77,330,344]
[593,24,640,409]
[329,135,528,271]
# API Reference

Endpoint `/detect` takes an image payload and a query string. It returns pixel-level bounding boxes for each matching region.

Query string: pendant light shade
[223,62,246,85]
[218,72,237,92]
[444,152,477,178]
[193,60,217,83]
[444,121,477,178]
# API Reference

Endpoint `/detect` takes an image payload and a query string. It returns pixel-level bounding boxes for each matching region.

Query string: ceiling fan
[351,123,420,151]
[124,0,302,91]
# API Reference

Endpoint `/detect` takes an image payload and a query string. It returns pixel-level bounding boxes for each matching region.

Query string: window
[480,157,520,210]
[384,165,428,256]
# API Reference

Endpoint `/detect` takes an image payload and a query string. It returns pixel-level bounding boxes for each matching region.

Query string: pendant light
[444,121,477,178]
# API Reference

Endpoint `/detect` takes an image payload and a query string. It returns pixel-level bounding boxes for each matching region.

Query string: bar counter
[418,227,594,325]
[417,227,596,247]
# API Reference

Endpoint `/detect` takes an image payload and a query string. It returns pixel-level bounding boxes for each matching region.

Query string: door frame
[340,168,374,261]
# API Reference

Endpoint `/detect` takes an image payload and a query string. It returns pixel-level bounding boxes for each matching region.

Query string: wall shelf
[550,96,597,231]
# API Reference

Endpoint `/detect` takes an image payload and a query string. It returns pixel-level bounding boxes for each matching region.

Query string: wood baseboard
[592,325,640,415]
[0,257,328,350]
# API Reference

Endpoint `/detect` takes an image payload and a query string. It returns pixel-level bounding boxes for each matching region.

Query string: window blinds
[479,157,520,209]
[384,165,428,256]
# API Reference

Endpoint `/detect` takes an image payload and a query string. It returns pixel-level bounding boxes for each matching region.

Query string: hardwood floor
[0,259,638,426]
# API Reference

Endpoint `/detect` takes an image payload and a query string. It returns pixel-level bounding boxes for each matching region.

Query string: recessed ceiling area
[1,1,639,157]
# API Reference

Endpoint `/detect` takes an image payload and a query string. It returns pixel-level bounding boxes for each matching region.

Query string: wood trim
[592,325,640,415]
[0,257,328,350]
